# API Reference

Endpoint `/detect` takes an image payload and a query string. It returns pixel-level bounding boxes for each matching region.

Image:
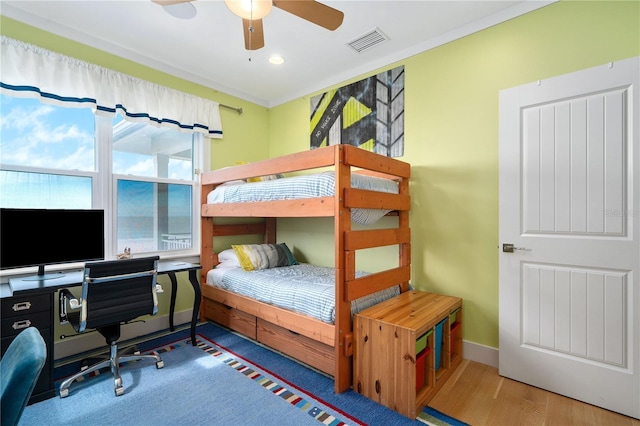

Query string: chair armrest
[58,288,79,324]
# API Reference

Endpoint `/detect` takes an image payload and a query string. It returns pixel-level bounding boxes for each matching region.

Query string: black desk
[1,260,201,403]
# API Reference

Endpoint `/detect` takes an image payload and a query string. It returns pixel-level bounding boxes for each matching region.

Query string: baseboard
[54,310,193,361]
[462,339,499,369]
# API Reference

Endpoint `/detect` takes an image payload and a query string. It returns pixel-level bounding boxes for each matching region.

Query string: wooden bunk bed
[199,144,411,393]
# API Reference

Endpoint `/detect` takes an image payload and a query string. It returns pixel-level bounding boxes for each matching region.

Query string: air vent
[347,28,389,53]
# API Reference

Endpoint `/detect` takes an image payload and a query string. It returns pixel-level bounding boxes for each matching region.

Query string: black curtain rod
[220,103,243,115]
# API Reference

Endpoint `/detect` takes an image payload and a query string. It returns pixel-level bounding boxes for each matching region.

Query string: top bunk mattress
[206,263,400,324]
[206,171,399,225]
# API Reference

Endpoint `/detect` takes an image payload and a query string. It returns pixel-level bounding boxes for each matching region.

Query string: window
[0,95,96,209]
[111,118,197,254]
[0,94,202,260]
[117,180,193,253]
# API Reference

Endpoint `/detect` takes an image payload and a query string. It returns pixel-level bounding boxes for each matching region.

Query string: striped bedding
[206,171,399,225]
[206,263,400,324]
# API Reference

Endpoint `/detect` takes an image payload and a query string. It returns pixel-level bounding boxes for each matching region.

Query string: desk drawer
[1,293,51,318]
[1,310,51,338]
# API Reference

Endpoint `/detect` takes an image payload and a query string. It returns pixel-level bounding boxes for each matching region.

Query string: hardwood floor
[428,359,640,426]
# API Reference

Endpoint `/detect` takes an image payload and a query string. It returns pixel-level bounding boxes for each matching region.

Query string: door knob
[502,243,528,253]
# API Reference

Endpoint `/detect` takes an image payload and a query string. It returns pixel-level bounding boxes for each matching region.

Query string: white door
[499,57,640,419]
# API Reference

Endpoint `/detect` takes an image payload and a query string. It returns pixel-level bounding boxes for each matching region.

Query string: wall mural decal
[310,65,404,157]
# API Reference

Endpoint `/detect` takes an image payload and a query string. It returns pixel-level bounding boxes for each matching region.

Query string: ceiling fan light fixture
[269,55,285,65]
[162,2,197,20]
[225,0,272,20]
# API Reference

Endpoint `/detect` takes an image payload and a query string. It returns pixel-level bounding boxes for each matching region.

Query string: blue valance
[0,36,222,138]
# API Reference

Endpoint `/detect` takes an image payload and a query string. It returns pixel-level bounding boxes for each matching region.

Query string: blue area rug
[21,322,467,426]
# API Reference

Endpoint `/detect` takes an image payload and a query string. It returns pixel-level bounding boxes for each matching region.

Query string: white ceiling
[1,0,552,108]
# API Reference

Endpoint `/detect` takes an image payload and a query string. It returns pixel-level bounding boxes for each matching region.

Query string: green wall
[268,1,640,348]
[2,1,639,350]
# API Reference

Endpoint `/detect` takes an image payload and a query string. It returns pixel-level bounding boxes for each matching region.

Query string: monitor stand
[21,265,66,281]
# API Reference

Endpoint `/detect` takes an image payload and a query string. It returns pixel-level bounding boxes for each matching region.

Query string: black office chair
[58,256,164,398]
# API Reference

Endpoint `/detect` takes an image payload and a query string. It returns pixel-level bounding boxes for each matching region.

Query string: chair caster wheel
[156,360,164,369]
[60,388,69,398]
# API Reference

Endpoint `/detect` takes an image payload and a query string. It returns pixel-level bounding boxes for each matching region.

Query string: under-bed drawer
[204,298,257,339]
[257,318,334,376]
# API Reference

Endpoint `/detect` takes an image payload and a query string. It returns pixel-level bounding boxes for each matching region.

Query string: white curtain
[0,36,223,138]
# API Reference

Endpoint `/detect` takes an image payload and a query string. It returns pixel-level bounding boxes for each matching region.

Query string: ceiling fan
[153,0,344,51]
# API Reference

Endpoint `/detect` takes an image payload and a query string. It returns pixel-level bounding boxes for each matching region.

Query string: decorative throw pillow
[231,243,298,271]
[257,173,285,181]
[246,173,285,182]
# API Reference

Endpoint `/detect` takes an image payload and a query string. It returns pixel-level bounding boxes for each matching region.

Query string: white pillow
[217,248,241,268]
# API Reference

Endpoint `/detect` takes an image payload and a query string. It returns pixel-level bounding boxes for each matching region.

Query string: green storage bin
[415,329,432,354]
[450,307,460,325]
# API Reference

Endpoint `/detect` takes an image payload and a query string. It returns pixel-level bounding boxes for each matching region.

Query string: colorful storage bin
[415,347,430,390]
[450,321,461,355]
[450,307,460,324]
[415,329,432,354]
[434,317,447,370]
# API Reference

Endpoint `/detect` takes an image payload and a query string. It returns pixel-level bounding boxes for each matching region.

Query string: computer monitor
[0,208,105,280]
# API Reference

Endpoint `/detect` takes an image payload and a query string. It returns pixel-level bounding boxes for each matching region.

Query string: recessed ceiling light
[163,3,197,20]
[269,56,285,65]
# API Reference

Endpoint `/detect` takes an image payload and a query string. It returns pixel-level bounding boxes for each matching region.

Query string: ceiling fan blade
[243,19,265,50]
[152,0,192,5]
[273,0,344,31]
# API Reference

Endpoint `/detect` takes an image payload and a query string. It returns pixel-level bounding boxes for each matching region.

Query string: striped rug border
[194,336,356,426]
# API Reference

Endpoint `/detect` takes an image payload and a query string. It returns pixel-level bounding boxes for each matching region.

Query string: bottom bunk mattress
[206,263,400,324]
